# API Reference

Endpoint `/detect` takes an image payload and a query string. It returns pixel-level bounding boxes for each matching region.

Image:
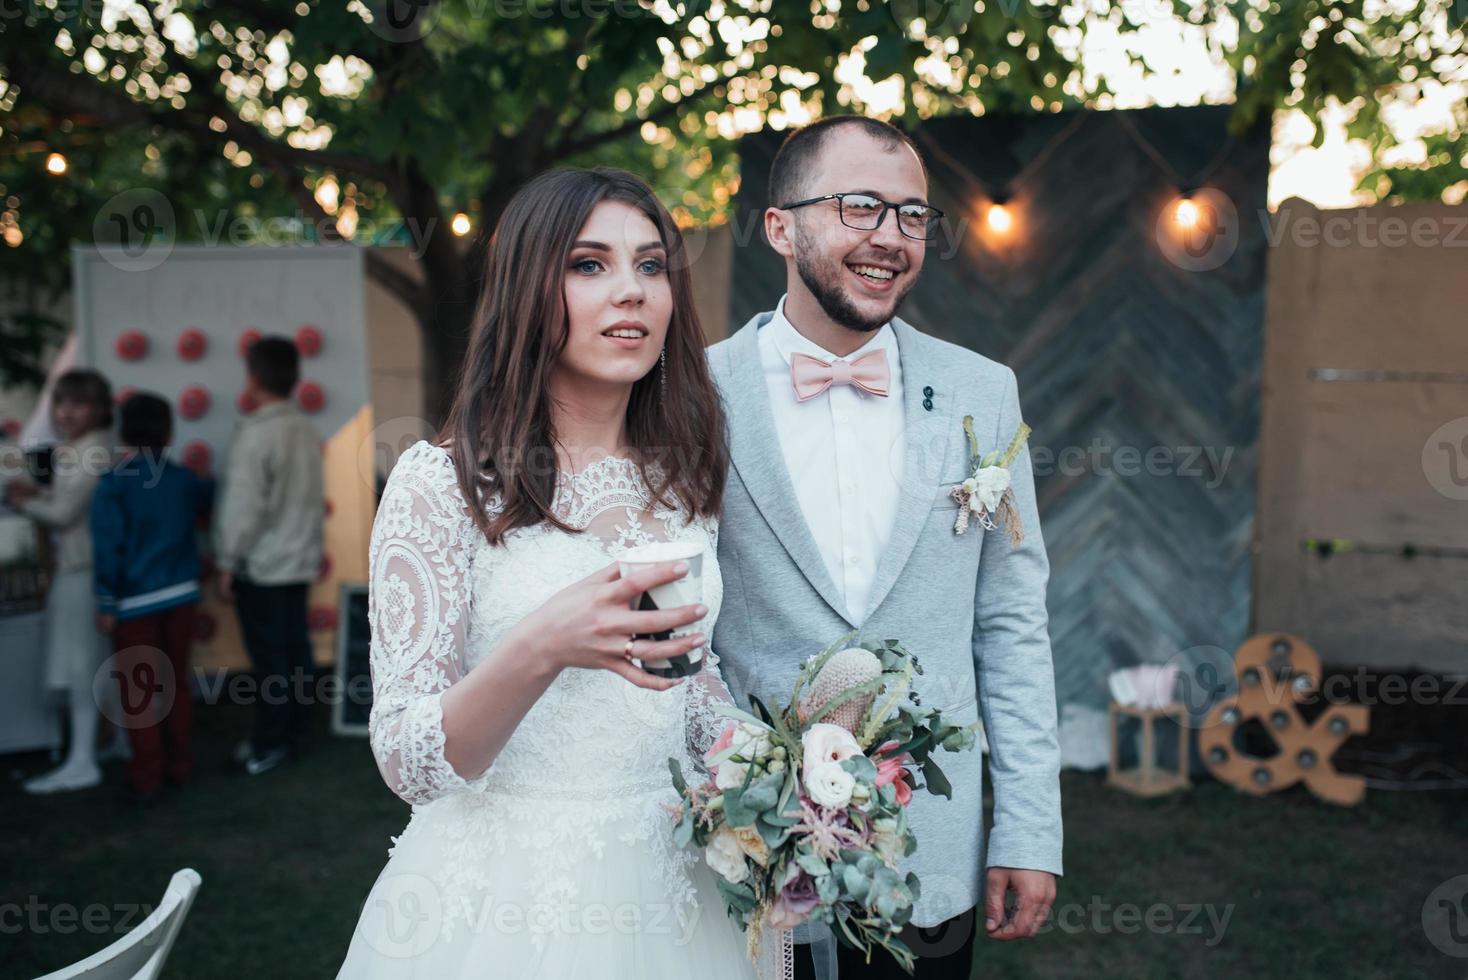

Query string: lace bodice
[365,439,733,939]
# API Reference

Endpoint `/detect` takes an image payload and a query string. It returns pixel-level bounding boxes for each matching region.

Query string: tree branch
[549,96,687,161]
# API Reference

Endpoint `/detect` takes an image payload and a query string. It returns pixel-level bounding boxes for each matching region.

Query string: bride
[337,168,765,978]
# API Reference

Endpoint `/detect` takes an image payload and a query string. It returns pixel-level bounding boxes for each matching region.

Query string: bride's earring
[659,347,667,404]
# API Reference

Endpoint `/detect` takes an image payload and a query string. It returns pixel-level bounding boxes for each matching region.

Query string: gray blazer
[707,310,1063,927]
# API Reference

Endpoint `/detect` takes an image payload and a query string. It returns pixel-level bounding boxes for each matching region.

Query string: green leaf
[668,757,687,797]
[756,814,790,848]
[716,877,757,914]
[920,755,953,800]
[673,810,695,848]
[741,771,784,813]
[841,755,878,782]
[796,851,830,877]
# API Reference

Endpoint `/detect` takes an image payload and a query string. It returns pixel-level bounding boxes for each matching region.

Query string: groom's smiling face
[777,126,929,333]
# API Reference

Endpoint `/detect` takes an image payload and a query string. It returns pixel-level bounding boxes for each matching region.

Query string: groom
[707,116,1062,979]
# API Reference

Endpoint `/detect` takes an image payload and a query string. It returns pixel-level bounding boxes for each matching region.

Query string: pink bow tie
[790,349,891,402]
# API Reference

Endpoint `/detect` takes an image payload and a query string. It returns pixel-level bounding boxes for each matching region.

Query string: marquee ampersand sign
[1198,633,1369,806]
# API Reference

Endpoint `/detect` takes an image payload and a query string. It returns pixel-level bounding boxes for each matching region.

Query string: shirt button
[838,414,850,424]
[847,555,859,566]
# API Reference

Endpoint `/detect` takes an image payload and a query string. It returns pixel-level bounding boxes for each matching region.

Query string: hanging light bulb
[986,201,1013,234]
[1174,195,1201,229]
[451,212,472,236]
[45,152,68,175]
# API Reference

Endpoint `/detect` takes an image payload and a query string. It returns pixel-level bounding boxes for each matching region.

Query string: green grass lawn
[3,698,1465,979]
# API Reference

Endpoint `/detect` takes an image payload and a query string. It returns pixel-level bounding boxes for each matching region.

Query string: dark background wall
[729,105,1273,709]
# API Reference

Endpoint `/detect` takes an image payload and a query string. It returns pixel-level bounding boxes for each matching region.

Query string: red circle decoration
[0,418,20,440]
[178,385,211,421]
[318,552,333,583]
[237,389,260,414]
[177,328,208,361]
[308,605,338,632]
[295,324,323,357]
[297,380,325,414]
[193,609,217,642]
[115,386,136,406]
[181,440,212,474]
[116,331,149,361]
[238,328,262,359]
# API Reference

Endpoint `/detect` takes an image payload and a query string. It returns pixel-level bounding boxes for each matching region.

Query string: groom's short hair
[768,115,927,208]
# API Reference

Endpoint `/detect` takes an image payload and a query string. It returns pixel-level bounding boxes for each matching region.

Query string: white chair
[35,869,202,980]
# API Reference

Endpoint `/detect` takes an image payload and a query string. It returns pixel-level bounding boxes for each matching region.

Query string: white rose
[969,465,1011,513]
[705,827,750,883]
[730,723,773,763]
[801,723,863,776]
[804,762,856,809]
[715,760,749,791]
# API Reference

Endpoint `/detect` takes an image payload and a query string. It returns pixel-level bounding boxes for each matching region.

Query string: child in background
[4,369,118,794]
[215,336,324,776]
[91,393,213,803]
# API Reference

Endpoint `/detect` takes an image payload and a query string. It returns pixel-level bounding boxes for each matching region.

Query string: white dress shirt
[758,294,906,622]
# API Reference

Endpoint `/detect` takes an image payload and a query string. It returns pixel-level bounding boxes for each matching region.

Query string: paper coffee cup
[616,541,707,678]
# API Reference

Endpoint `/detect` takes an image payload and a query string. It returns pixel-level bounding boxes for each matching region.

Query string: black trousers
[233,578,313,754]
[792,907,977,980]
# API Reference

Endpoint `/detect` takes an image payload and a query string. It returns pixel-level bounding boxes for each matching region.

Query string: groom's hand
[984,867,1055,941]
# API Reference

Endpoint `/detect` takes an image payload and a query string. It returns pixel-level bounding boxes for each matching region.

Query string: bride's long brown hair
[437,167,728,545]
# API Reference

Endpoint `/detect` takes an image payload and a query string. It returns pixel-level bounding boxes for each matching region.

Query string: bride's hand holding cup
[507,559,707,691]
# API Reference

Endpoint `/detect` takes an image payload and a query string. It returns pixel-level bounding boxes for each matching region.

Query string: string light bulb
[45,152,68,175]
[451,212,472,236]
[1173,195,1200,229]
[986,201,1013,234]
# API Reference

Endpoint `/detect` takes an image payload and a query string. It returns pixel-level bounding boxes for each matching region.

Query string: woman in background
[4,369,123,794]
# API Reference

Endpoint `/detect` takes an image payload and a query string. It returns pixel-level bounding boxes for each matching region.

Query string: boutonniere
[950,415,1031,546]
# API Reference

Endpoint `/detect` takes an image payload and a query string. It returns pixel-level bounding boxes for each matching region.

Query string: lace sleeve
[685,648,738,776]
[367,440,495,806]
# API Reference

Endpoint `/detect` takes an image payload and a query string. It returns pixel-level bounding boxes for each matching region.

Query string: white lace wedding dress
[336,440,775,979]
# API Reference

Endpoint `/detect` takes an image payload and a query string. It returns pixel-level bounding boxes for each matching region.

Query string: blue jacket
[90,452,214,621]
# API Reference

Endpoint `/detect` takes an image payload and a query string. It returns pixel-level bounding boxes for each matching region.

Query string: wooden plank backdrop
[1257,198,1468,673]
[726,106,1272,709]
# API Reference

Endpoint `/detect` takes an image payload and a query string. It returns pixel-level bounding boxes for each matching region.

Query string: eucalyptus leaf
[921,755,953,800]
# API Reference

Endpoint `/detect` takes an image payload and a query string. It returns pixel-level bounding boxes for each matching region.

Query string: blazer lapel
[723,314,858,626]
[861,317,956,620]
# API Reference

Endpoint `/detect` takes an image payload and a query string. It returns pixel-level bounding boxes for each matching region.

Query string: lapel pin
[922,385,934,411]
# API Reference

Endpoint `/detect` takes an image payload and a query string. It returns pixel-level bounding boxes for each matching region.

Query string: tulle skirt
[336,789,761,980]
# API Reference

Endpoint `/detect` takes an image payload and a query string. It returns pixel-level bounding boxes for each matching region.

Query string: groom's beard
[792,224,915,334]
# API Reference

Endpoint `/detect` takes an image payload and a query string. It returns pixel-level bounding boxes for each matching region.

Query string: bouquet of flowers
[666,632,979,973]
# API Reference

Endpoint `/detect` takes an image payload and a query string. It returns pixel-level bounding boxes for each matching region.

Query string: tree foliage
[0,0,1461,412]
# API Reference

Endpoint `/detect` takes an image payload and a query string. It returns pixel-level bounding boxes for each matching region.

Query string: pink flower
[766,871,821,930]
[704,722,737,779]
[873,741,914,807]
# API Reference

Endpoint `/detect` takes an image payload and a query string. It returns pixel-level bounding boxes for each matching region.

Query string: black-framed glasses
[777,192,945,241]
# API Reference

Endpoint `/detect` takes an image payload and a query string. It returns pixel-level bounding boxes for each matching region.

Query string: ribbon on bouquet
[790,920,839,980]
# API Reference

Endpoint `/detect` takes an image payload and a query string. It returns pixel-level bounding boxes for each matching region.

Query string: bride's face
[556,200,672,393]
